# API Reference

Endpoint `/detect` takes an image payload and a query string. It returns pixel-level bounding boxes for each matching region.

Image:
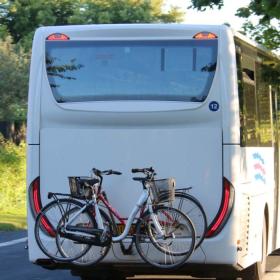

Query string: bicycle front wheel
[135,206,195,270]
[34,199,91,262]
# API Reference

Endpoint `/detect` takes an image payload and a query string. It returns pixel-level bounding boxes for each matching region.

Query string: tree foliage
[241,21,280,51]
[1,0,184,50]
[69,0,184,24]
[189,0,223,11]
[0,0,80,50]
[0,133,26,215]
[189,0,280,51]
[0,37,28,120]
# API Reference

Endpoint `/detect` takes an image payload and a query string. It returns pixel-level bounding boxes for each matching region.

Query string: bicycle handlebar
[131,167,154,174]
[131,167,156,182]
[131,168,144,173]
[107,170,122,175]
[91,168,122,194]
[92,168,122,176]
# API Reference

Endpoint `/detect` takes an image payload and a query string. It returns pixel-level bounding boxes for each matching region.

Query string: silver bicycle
[35,167,196,269]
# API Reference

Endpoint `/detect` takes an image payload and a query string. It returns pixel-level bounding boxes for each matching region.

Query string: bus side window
[278,86,280,146]
[256,58,273,147]
[236,50,259,147]
[236,52,245,146]
[278,87,280,132]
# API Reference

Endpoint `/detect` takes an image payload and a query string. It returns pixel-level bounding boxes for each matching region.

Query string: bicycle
[73,168,207,263]
[161,187,207,249]
[34,167,196,269]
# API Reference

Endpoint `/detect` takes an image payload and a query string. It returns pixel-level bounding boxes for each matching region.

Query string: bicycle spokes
[135,206,196,269]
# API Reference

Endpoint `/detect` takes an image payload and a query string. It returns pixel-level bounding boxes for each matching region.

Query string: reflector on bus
[193,32,218,39]
[46,33,70,41]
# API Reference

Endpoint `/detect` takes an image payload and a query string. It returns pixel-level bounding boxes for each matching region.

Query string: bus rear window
[45,40,218,103]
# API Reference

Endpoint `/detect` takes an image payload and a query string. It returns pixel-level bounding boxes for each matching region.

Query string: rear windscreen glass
[45,40,218,103]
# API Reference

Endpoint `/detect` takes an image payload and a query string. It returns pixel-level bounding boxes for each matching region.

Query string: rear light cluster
[29,178,55,237]
[29,177,42,217]
[46,33,69,41]
[193,32,218,40]
[206,177,235,237]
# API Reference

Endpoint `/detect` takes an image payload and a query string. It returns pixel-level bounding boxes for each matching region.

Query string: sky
[164,0,252,31]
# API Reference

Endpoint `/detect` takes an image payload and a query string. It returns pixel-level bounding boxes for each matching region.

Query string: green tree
[0,1,9,39]
[236,1,280,51]
[0,0,79,50]
[189,0,280,51]
[73,0,184,24]
[0,37,28,121]
[0,0,184,51]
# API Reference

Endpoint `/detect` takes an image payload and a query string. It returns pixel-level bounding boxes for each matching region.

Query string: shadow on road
[267,250,280,273]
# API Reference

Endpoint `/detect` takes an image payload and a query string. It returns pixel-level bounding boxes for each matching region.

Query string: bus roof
[35,23,228,42]
[36,23,279,61]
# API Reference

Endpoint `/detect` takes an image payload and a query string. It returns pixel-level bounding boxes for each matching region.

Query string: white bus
[27,24,280,280]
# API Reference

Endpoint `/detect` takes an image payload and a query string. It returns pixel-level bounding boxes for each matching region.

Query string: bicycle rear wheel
[169,192,207,249]
[135,206,195,270]
[34,199,91,262]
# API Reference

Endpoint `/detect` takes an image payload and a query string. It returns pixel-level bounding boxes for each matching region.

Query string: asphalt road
[1,231,280,280]
[0,231,77,280]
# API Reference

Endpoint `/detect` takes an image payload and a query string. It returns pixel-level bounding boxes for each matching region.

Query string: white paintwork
[26,23,280,273]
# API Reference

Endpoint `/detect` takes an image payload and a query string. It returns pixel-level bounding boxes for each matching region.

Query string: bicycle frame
[63,188,164,242]
[98,193,127,226]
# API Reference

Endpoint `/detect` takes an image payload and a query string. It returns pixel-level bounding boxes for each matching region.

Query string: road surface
[1,231,280,280]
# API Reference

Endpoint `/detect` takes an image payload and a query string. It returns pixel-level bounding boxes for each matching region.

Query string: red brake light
[29,177,55,237]
[206,177,234,237]
[46,33,70,41]
[40,216,55,237]
[193,32,218,40]
[30,177,42,215]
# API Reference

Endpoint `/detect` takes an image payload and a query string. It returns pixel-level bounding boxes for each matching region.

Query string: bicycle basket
[68,177,93,199]
[150,178,176,204]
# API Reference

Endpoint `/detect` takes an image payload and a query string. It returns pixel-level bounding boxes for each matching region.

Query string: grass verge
[0,213,27,231]
[0,135,26,231]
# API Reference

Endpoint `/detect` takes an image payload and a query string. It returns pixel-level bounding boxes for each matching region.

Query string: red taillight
[30,177,42,216]
[32,178,42,214]
[46,33,69,41]
[29,177,55,237]
[206,177,234,237]
[41,216,55,237]
[193,32,218,40]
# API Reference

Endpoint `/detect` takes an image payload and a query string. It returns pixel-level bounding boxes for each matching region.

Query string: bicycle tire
[34,198,91,262]
[58,208,113,266]
[147,206,196,256]
[135,206,196,270]
[161,192,207,249]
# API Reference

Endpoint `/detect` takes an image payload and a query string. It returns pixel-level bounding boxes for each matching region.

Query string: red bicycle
[34,167,196,269]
